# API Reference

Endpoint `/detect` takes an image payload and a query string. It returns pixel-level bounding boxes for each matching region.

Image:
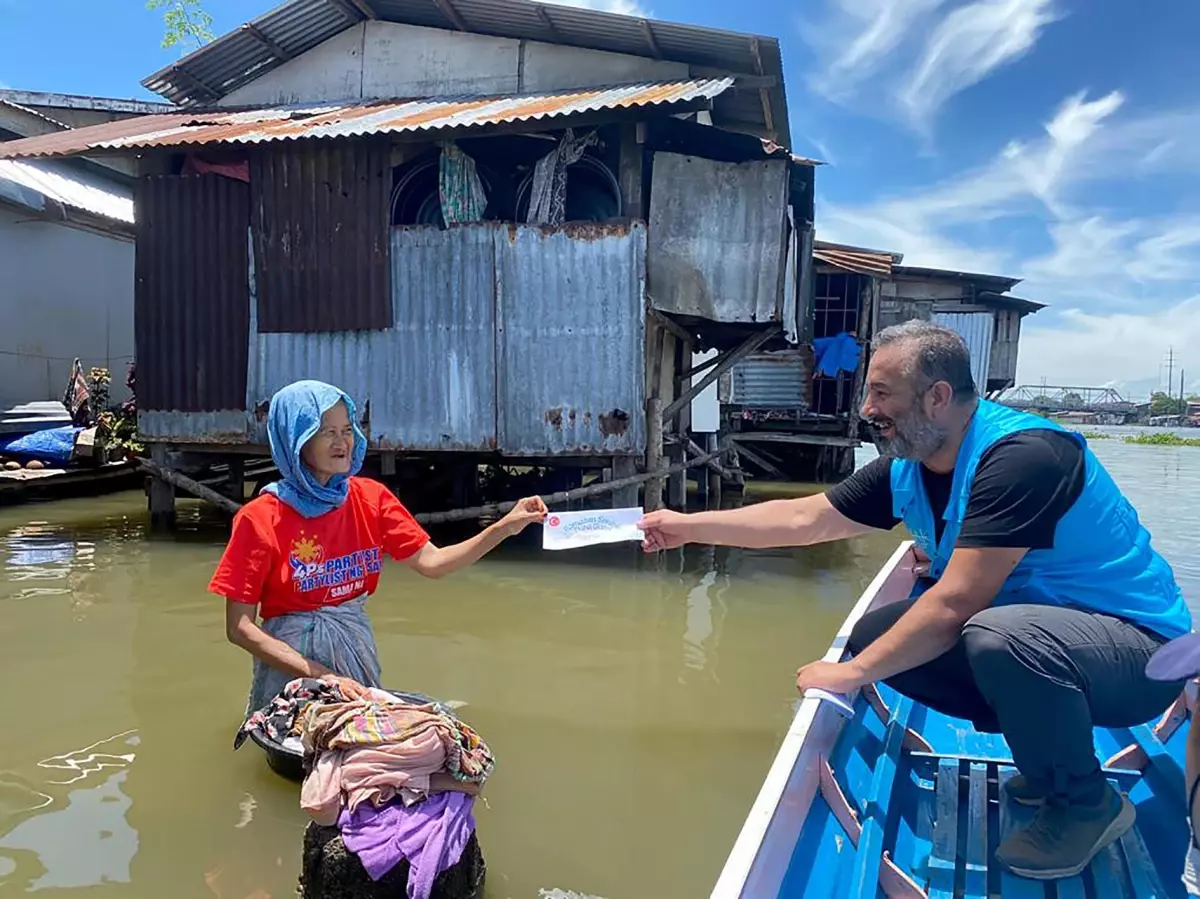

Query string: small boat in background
[713,541,1191,898]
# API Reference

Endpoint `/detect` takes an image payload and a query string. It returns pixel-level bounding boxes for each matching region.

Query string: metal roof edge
[137,0,788,139]
[891,264,1023,289]
[814,238,904,263]
[0,89,173,115]
[0,78,737,160]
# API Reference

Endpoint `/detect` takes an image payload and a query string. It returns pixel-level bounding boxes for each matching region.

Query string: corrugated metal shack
[0,0,817,518]
[881,265,1045,398]
[720,241,900,481]
[721,241,1046,480]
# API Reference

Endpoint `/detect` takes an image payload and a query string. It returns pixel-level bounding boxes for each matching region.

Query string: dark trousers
[847,598,1185,804]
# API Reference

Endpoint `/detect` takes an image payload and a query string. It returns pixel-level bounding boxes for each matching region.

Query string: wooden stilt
[225,457,245,502]
[645,396,664,512]
[667,443,686,509]
[147,446,176,531]
[611,456,639,508]
[706,432,722,509]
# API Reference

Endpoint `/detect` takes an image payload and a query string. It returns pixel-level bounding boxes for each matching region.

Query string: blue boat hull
[713,541,1192,899]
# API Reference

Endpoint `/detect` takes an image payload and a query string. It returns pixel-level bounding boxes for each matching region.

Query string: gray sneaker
[1004,774,1048,807]
[995,784,1136,880]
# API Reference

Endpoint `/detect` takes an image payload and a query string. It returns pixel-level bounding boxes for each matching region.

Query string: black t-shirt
[826,430,1087,549]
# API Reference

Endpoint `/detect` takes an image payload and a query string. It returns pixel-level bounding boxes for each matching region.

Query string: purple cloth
[1147,631,1200,681]
[338,792,476,899]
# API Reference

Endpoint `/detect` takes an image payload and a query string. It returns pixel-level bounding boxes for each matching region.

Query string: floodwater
[0,428,1196,899]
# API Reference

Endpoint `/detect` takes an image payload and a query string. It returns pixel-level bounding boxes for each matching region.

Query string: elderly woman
[209,379,547,713]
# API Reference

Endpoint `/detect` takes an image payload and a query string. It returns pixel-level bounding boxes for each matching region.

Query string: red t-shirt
[208,477,430,619]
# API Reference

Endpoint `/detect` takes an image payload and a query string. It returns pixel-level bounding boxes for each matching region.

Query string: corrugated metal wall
[391,226,497,450]
[646,151,788,323]
[251,140,392,333]
[729,350,811,408]
[934,311,994,392]
[496,222,646,455]
[245,222,646,455]
[135,173,250,419]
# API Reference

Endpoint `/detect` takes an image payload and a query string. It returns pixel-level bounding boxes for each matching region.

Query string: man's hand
[638,509,691,551]
[497,496,548,537]
[795,660,867,695]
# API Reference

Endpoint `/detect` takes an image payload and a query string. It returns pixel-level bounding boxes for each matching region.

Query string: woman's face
[301,401,355,484]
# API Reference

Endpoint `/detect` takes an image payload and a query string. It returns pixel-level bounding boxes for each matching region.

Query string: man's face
[860,344,948,462]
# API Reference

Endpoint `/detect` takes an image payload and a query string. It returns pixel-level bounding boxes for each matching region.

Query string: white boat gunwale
[711,539,919,899]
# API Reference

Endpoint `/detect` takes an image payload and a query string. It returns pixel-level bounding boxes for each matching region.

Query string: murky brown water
[0,430,1195,898]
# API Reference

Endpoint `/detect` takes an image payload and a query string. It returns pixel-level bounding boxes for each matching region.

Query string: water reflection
[0,437,1193,898]
[0,730,139,891]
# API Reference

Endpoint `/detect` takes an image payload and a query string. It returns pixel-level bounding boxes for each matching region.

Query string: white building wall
[219,21,688,107]
[0,208,134,407]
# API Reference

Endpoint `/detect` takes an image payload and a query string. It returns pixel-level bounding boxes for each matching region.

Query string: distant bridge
[997,385,1135,414]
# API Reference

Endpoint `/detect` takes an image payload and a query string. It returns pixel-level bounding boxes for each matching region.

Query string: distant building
[0,91,166,406]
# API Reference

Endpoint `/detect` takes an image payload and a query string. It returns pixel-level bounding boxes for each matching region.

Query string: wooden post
[667,443,686,509]
[147,445,176,531]
[611,456,639,508]
[706,432,722,509]
[225,457,245,502]
[661,326,779,426]
[618,122,644,219]
[725,438,745,490]
[645,396,664,512]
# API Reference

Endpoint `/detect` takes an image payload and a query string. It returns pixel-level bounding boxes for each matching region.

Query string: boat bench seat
[924,759,1170,899]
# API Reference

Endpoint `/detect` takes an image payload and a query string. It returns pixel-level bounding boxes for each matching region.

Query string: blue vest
[890,400,1191,639]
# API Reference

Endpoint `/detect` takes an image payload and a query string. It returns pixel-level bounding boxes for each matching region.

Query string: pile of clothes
[236,678,494,899]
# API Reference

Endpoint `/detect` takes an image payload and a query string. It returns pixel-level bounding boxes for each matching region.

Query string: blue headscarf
[261,380,368,518]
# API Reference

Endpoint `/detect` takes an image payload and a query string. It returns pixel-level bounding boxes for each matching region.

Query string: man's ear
[927,380,955,414]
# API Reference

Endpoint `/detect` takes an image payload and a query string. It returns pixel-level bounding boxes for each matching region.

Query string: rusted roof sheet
[137,0,788,138]
[0,79,734,160]
[812,240,901,278]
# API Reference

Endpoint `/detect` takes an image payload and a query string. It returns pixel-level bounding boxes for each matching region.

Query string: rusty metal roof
[812,240,902,278]
[0,79,734,160]
[138,0,788,139]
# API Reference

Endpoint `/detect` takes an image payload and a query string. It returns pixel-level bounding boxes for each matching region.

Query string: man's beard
[868,403,947,461]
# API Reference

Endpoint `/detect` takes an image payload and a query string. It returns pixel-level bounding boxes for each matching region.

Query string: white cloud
[1017,298,1200,397]
[899,0,1061,131]
[804,0,1060,133]
[805,0,948,100]
[818,89,1200,387]
[538,0,650,16]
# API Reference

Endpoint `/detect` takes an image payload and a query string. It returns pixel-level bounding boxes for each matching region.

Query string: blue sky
[2,0,1198,398]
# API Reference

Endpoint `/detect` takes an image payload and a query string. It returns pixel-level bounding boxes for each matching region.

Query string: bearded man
[639,320,1191,880]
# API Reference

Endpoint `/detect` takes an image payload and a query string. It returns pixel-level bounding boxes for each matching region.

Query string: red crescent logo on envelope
[548,516,561,527]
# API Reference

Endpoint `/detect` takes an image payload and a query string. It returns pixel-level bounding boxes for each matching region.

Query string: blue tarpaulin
[0,426,81,465]
[813,332,862,378]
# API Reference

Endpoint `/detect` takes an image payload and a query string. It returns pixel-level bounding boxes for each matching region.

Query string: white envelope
[542,507,645,550]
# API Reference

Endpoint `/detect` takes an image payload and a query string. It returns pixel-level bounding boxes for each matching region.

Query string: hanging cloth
[437,142,487,225]
[525,128,598,225]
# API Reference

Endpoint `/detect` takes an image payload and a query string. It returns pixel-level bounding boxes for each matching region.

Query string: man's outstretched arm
[639,493,878,551]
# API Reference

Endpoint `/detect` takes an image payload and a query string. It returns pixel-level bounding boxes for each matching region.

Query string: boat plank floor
[716,549,1191,899]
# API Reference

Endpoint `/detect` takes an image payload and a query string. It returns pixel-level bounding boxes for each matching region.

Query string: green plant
[147,0,214,50]
[1122,432,1200,448]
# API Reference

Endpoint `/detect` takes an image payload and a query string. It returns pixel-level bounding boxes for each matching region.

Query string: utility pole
[1166,346,1175,397]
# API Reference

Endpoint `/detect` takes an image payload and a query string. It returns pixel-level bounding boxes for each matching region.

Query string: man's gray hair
[873,320,978,402]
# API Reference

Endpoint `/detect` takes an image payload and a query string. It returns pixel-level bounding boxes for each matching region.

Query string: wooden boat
[712,540,1192,899]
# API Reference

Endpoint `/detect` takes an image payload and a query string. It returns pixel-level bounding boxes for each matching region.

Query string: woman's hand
[498,496,548,537]
[318,672,370,701]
